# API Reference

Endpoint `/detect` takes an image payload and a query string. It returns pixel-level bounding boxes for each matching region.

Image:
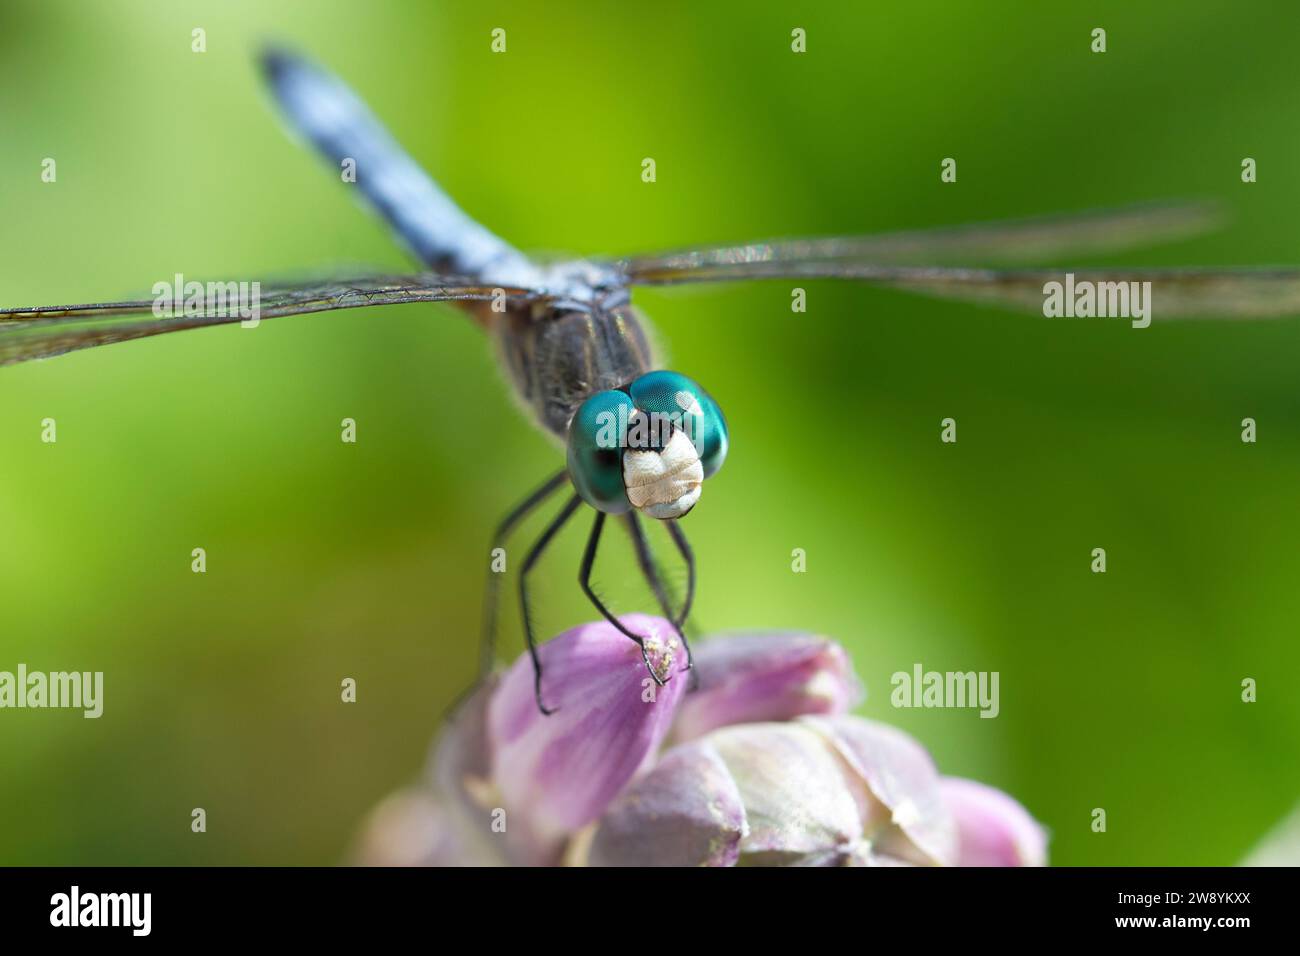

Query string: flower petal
[941,777,1048,866]
[796,843,917,866]
[802,715,957,866]
[710,722,867,859]
[588,740,747,866]
[430,675,497,818]
[673,632,863,741]
[488,615,689,854]
[350,788,506,867]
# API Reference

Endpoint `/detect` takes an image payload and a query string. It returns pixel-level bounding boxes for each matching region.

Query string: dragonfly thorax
[480,298,657,439]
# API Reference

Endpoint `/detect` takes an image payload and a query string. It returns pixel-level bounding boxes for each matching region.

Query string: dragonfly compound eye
[566,373,728,519]
[567,390,638,514]
[627,370,728,479]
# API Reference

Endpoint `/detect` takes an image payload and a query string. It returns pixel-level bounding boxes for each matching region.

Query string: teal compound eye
[628,370,728,479]
[566,389,636,514]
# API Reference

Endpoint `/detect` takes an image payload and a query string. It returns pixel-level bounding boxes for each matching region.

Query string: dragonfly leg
[580,511,668,687]
[624,513,695,673]
[518,494,584,715]
[479,470,569,677]
[665,521,696,636]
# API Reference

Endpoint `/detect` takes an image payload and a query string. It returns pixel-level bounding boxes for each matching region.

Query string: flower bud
[487,615,689,859]
[940,777,1047,866]
[351,788,504,867]
[806,715,956,866]
[673,632,862,742]
[587,741,747,866]
[590,716,956,866]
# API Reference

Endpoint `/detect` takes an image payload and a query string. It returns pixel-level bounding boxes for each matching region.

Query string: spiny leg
[479,469,569,677]
[624,512,694,672]
[666,520,700,689]
[665,519,696,631]
[580,511,666,686]
[442,471,569,724]
[519,494,584,715]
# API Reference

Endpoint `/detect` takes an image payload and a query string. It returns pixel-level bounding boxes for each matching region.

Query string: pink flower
[672,631,861,742]
[487,614,689,861]
[940,777,1048,866]
[352,619,1047,867]
[590,718,956,866]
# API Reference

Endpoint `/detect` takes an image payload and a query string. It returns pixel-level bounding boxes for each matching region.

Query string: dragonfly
[6,50,1300,713]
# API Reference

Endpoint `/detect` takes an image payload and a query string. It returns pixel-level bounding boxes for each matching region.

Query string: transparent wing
[616,202,1223,284]
[0,275,540,367]
[830,265,1300,319]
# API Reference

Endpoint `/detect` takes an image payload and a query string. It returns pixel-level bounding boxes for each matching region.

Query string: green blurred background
[2,0,1298,865]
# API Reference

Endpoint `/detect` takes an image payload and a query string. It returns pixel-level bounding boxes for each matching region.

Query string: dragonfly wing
[260,49,537,284]
[832,265,1300,319]
[0,275,539,367]
[616,201,1223,284]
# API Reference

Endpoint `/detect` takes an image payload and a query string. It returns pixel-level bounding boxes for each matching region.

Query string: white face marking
[622,428,704,520]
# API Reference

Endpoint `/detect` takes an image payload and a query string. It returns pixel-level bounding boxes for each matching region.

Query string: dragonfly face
[566,370,729,520]
[6,47,1299,714]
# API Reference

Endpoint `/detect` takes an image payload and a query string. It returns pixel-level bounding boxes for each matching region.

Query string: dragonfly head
[566,370,728,520]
